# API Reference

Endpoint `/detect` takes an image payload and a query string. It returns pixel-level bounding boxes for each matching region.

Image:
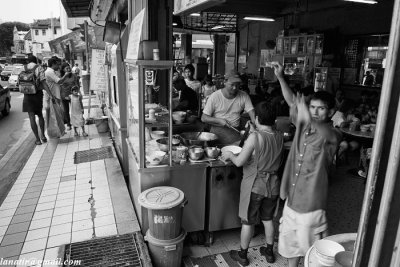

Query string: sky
[0,0,61,24]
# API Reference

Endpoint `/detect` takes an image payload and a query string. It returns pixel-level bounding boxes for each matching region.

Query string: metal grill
[64,233,143,267]
[74,147,114,164]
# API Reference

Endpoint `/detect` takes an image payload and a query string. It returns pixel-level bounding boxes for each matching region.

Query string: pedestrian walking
[271,62,341,267]
[70,86,88,137]
[221,102,284,266]
[21,55,47,145]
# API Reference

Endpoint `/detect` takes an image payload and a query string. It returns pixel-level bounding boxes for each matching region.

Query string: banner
[126,8,145,60]
[90,49,107,92]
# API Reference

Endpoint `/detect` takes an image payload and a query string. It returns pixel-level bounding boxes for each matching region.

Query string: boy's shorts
[242,193,278,225]
[278,202,328,258]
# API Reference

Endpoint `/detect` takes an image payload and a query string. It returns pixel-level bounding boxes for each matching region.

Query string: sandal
[35,140,42,145]
[82,132,88,137]
[41,137,47,143]
[74,133,79,137]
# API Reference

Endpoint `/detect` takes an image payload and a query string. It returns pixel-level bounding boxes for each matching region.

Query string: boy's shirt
[280,121,340,213]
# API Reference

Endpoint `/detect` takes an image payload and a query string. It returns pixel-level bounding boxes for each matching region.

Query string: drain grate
[64,233,143,267]
[74,146,114,164]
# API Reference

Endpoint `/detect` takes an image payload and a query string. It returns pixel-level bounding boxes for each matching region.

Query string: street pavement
[0,94,141,266]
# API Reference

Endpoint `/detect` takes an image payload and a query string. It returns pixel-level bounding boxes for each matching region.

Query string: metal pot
[179,132,218,147]
[156,137,180,152]
[188,147,204,160]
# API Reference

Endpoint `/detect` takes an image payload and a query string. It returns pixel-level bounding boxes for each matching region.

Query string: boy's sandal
[82,133,88,137]
[74,133,79,137]
[41,137,47,143]
[35,140,42,145]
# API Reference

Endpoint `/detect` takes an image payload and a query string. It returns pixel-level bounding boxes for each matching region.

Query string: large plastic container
[95,116,109,133]
[145,229,186,267]
[81,74,90,95]
[138,186,187,240]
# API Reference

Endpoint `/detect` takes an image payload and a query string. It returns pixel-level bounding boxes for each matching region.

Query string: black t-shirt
[175,86,198,112]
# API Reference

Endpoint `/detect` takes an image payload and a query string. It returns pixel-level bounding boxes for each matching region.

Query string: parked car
[0,84,11,116]
[0,65,14,81]
[7,66,24,91]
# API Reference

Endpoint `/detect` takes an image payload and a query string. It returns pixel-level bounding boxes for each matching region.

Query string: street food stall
[125,59,243,241]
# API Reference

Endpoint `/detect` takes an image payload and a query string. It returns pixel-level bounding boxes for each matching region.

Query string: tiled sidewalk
[0,117,140,266]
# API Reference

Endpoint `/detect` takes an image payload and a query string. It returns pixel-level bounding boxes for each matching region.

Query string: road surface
[0,81,32,160]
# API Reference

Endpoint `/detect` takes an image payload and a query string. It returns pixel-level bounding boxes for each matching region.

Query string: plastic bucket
[82,74,90,95]
[95,117,109,133]
[145,229,186,267]
[138,186,187,240]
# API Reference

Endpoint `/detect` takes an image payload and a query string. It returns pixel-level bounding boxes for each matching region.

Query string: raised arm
[272,62,295,107]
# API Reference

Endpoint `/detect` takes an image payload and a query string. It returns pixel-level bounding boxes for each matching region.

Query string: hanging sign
[145,70,155,86]
[126,8,145,60]
[90,49,107,92]
[174,0,225,15]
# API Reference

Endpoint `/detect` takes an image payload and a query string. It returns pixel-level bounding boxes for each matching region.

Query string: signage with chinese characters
[90,49,107,92]
[174,0,225,15]
[126,8,145,60]
[145,70,155,86]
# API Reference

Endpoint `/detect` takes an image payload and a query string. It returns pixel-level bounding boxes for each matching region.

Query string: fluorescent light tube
[190,13,201,16]
[211,25,224,30]
[243,17,275,22]
[344,0,377,4]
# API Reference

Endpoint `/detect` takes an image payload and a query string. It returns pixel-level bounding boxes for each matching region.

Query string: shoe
[229,250,249,266]
[35,140,42,145]
[67,126,72,131]
[260,246,275,263]
[41,137,47,143]
[74,132,79,137]
[82,132,88,137]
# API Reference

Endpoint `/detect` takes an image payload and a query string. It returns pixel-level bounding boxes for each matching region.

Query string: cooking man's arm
[201,113,230,127]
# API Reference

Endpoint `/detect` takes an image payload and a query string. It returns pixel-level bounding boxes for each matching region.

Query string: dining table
[340,127,375,178]
[304,233,357,267]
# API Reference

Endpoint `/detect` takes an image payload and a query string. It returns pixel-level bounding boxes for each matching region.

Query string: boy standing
[272,62,341,267]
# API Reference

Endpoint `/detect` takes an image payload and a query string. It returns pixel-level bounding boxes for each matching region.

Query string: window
[53,28,57,35]
[42,29,46,35]
[35,30,39,35]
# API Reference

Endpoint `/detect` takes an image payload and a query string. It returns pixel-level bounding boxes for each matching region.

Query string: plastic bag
[47,99,65,138]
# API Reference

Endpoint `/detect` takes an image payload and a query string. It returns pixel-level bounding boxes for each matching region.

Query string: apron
[210,125,241,145]
[238,131,279,221]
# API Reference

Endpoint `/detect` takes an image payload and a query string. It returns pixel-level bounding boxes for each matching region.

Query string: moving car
[7,66,24,91]
[0,65,14,81]
[0,84,11,116]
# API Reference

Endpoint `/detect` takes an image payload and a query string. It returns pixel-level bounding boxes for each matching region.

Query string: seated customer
[173,77,198,114]
[184,64,202,94]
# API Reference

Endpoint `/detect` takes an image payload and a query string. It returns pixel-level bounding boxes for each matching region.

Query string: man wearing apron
[221,102,284,265]
[201,74,255,145]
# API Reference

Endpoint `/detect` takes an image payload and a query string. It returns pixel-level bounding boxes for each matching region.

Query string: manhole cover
[74,146,114,164]
[64,233,143,267]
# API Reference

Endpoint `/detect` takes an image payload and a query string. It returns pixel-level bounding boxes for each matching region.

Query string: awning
[61,0,91,17]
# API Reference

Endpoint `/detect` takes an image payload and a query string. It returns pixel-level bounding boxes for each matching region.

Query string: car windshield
[12,68,23,75]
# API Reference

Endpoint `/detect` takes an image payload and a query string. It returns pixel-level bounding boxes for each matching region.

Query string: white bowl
[151,130,165,139]
[314,240,345,266]
[221,145,242,155]
[146,151,166,166]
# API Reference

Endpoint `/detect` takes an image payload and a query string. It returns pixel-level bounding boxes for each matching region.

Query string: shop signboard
[90,49,107,92]
[126,8,145,60]
[174,0,225,15]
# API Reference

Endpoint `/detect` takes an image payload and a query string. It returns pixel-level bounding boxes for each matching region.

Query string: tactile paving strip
[64,233,142,267]
[74,146,114,164]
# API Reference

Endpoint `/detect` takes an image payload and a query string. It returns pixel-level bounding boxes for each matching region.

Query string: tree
[0,22,30,57]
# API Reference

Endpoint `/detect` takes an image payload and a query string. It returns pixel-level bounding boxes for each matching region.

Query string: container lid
[138,186,185,210]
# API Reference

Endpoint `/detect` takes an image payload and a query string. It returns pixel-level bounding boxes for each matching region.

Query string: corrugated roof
[31,18,61,29]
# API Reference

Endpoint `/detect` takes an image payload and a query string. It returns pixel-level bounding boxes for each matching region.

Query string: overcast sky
[0,0,61,24]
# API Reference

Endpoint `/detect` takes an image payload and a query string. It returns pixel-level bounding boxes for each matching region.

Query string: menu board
[126,9,145,60]
[90,49,107,92]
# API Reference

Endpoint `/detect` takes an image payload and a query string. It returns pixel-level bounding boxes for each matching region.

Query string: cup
[149,109,156,120]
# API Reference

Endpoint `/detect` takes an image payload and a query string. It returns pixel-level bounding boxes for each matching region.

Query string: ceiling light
[211,25,224,30]
[344,0,377,4]
[190,13,201,17]
[243,16,275,22]
[173,22,178,26]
